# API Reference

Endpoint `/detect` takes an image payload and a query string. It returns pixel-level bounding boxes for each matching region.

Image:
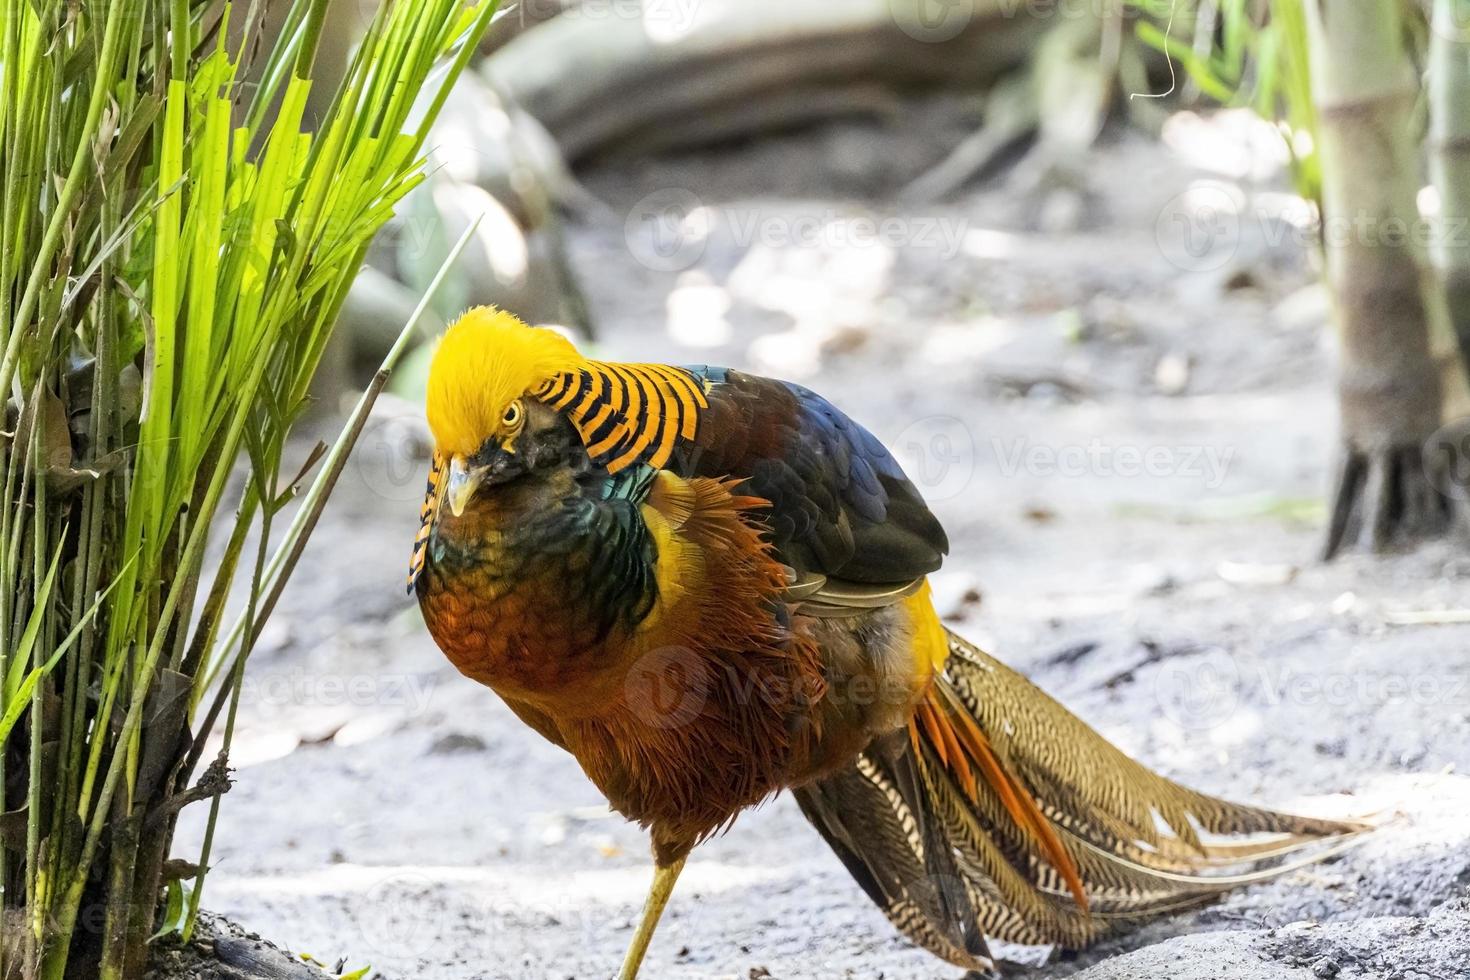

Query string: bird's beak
[445,454,484,518]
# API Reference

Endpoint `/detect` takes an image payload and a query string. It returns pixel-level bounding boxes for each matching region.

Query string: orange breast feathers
[632,471,794,655]
[574,472,827,834]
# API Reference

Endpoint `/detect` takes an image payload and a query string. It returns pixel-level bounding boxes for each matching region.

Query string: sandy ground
[174,103,1470,979]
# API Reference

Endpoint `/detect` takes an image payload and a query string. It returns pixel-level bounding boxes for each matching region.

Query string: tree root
[899,73,1038,204]
[146,914,338,980]
[596,82,907,162]
[1321,443,1458,560]
[486,0,1051,163]
[480,0,578,55]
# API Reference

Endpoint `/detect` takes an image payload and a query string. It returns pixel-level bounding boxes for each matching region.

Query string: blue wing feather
[673,367,948,584]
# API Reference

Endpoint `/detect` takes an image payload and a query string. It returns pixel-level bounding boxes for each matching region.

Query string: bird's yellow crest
[425,306,710,473]
[413,306,711,590]
[426,307,584,458]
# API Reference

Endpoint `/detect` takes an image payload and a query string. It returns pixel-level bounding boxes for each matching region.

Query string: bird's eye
[502,400,524,430]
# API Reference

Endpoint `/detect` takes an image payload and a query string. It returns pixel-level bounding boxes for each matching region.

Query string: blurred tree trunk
[1431,0,1470,398]
[1306,0,1460,557]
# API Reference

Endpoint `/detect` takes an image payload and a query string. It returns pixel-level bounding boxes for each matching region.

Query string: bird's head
[425,307,586,516]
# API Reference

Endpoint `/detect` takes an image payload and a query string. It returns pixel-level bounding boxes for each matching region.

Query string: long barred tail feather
[794,730,997,970]
[794,629,1368,959]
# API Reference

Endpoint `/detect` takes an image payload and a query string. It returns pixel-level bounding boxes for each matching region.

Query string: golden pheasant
[410,307,1361,978]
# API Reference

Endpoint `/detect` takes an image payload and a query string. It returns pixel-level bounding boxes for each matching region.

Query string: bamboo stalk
[1304,0,1456,556]
[1431,0,1470,405]
[24,402,45,977]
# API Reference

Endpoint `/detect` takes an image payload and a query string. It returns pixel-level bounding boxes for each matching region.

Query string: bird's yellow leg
[617,856,687,980]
